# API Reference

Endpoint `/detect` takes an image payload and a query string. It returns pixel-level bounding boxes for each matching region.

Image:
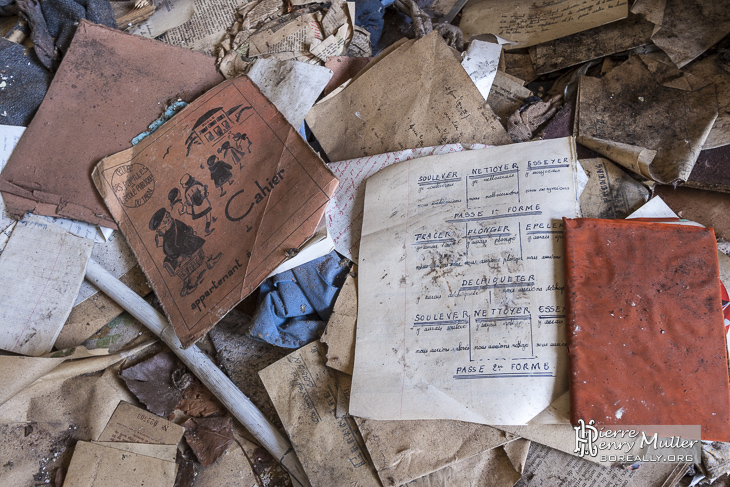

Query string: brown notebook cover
[93,77,338,347]
[0,20,224,228]
[564,218,730,441]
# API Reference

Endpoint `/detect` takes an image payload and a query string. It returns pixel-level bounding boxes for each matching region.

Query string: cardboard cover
[0,20,224,228]
[563,218,730,441]
[93,77,338,347]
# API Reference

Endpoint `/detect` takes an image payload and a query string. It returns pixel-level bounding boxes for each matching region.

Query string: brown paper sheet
[530,13,655,75]
[576,55,718,184]
[0,20,223,228]
[650,0,730,68]
[503,438,531,475]
[94,442,178,462]
[98,401,184,445]
[486,70,533,126]
[63,441,177,487]
[190,438,261,486]
[321,272,357,375]
[306,32,509,162]
[259,341,381,487]
[578,158,650,219]
[356,417,513,486]
[682,144,730,194]
[460,0,629,49]
[93,77,338,347]
[503,52,538,84]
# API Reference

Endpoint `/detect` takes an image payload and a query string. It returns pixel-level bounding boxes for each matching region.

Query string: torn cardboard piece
[0,20,224,228]
[349,138,582,425]
[259,341,381,487]
[321,272,357,375]
[576,55,718,184]
[460,0,629,49]
[306,32,509,162]
[92,76,338,347]
[0,215,94,356]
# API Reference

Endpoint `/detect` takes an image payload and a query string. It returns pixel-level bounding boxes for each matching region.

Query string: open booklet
[349,137,583,424]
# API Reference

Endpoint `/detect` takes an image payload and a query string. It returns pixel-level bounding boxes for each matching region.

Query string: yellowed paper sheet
[578,158,650,219]
[321,1,348,38]
[94,442,178,462]
[0,215,94,356]
[248,13,323,57]
[460,0,629,49]
[356,417,514,486]
[321,272,358,374]
[160,0,249,54]
[503,438,531,474]
[259,341,381,487]
[406,446,520,487]
[191,440,261,486]
[349,137,582,425]
[631,0,666,25]
[576,56,718,183]
[0,346,113,406]
[64,441,177,487]
[487,70,533,125]
[306,32,509,162]
[98,401,185,445]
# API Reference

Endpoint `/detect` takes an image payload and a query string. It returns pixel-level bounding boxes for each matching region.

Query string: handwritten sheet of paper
[0,216,94,356]
[306,32,509,162]
[460,0,629,49]
[259,341,381,487]
[326,144,489,262]
[349,137,582,425]
[92,77,337,347]
[461,40,502,100]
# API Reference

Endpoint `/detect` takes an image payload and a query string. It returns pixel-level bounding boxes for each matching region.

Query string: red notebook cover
[563,218,730,441]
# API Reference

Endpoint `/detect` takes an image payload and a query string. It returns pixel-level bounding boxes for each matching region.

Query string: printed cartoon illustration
[185,104,252,156]
[204,155,235,196]
[217,141,248,169]
[149,208,222,297]
[232,132,253,153]
[179,174,216,235]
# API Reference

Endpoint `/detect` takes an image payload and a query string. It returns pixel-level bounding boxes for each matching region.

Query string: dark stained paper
[0,20,224,228]
[93,77,338,347]
[564,218,730,441]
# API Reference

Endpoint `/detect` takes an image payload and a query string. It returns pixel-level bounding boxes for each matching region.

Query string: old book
[564,218,730,441]
[93,77,338,347]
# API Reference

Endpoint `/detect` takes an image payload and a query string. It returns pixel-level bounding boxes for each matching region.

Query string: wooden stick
[85,259,310,487]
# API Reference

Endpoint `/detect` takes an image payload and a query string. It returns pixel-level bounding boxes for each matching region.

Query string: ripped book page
[349,137,581,424]
[460,0,628,49]
[0,215,94,356]
[92,77,337,347]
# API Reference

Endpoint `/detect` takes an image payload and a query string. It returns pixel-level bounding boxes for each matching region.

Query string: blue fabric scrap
[248,251,350,348]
